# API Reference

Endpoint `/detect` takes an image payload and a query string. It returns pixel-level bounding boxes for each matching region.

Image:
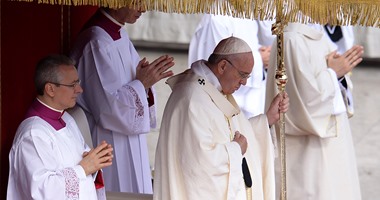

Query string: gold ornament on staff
[273,1,288,199]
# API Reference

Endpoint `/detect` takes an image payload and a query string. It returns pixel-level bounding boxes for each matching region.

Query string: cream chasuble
[154,61,275,200]
[265,23,361,200]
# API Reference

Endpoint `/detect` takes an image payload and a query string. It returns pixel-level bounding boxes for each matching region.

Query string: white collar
[325,25,336,34]
[191,60,223,92]
[36,98,64,113]
[100,8,125,27]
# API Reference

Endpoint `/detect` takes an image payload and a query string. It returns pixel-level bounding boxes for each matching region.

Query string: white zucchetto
[213,36,252,55]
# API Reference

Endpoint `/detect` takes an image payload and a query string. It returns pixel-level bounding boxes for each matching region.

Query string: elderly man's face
[219,53,254,95]
[50,65,83,110]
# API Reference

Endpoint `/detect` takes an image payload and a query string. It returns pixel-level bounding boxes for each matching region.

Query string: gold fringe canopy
[10,0,380,27]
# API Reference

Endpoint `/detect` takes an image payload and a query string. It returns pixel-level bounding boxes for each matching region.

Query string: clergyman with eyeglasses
[7,54,113,200]
[154,36,289,200]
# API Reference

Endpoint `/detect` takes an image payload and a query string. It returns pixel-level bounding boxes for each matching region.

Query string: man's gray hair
[208,53,230,65]
[34,54,75,95]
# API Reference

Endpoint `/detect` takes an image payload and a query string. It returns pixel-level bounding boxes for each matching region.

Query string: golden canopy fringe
[11,0,380,26]
[290,0,380,27]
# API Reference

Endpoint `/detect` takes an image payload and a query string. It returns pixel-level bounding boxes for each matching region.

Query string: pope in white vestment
[265,23,362,200]
[70,8,154,193]
[154,59,280,200]
[188,14,275,118]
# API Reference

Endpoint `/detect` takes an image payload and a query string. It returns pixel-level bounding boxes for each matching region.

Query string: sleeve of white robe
[280,35,344,138]
[257,20,276,46]
[77,38,150,135]
[339,75,355,118]
[247,114,276,200]
[8,130,88,199]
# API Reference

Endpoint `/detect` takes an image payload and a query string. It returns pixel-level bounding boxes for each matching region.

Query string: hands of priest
[233,131,247,155]
[326,45,364,78]
[136,55,175,89]
[79,140,113,176]
[266,92,289,126]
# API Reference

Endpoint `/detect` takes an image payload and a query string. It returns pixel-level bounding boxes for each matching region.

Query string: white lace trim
[126,85,144,118]
[126,85,145,132]
[62,168,80,200]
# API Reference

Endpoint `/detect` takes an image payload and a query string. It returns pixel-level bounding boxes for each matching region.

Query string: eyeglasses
[49,80,81,88]
[224,59,251,79]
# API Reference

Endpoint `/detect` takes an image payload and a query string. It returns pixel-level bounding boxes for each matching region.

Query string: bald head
[213,36,252,55]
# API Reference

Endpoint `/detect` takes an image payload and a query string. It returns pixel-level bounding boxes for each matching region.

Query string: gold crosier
[272,1,288,200]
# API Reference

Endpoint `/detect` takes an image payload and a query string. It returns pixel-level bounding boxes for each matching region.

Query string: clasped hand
[233,131,247,155]
[327,45,364,78]
[80,140,113,176]
[136,55,175,89]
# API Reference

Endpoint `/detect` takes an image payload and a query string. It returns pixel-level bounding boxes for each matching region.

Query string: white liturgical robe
[154,61,276,200]
[265,23,361,200]
[70,9,153,193]
[7,105,101,200]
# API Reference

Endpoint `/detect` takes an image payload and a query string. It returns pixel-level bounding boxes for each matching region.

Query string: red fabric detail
[25,99,66,131]
[147,88,155,107]
[81,10,121,41]
[94,170,105,189]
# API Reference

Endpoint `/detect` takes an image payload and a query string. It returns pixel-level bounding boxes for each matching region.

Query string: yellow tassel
[10,0,380,28]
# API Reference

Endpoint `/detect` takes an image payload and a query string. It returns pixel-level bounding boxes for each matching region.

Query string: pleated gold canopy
[11,0,380,27]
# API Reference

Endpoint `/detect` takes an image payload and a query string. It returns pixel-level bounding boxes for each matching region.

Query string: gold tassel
[9,0,380,28]
[246,186,252,200]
